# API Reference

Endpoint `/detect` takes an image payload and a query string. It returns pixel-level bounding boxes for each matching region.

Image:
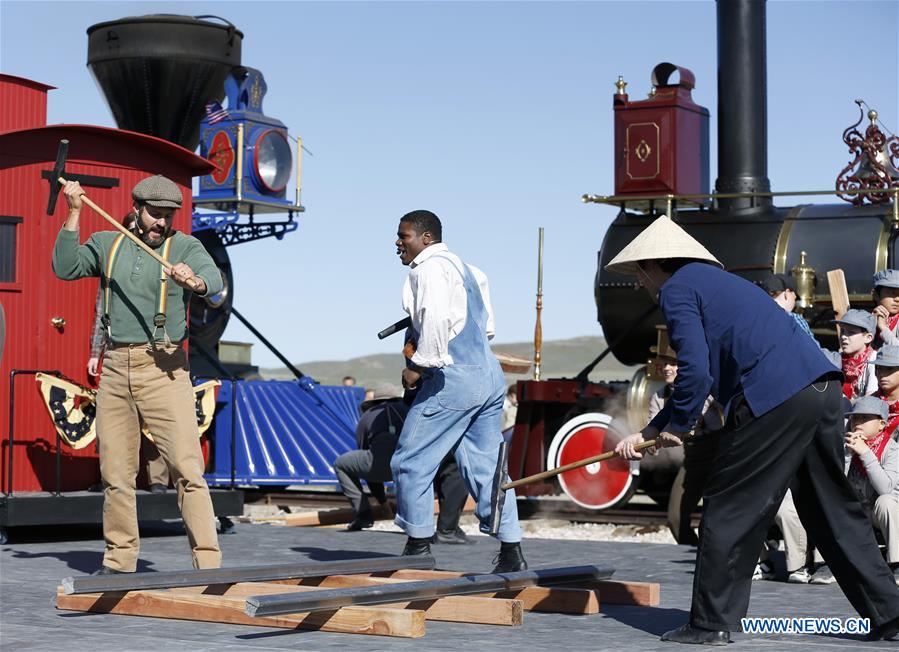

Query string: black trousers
[435,458,469,532]
[691,376,899,631]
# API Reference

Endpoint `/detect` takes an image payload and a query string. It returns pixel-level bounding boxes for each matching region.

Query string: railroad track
[243,489,693,528]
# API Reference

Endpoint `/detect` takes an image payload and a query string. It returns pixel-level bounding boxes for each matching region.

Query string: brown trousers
[97,343,220,571]
[141,435,170,486]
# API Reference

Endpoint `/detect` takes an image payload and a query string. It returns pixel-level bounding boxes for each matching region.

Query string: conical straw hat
[605,215,722,275]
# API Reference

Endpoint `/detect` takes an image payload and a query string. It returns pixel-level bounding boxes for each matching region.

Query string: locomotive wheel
[547,412,636,510]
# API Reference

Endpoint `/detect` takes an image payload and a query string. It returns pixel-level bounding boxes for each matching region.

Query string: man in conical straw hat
[609,216,899,644]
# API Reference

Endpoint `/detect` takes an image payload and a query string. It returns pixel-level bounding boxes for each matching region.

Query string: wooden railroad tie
[56,559,661,638]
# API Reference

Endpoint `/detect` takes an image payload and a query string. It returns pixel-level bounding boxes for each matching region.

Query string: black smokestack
[87,15,242,152]
[715,0,771,213]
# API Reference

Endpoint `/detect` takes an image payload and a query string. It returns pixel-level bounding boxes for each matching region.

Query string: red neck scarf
[842,346,872,400]
[853,393,899,476]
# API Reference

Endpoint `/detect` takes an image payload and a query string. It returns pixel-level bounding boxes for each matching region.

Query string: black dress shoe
[92,565,126,576]
[149,483,168,495]
[401,537,432,557]
[431,528,471,545]
[345,516,374,531]
[866,614,899,641]
[660,623,730,646]
[492,542,527,573]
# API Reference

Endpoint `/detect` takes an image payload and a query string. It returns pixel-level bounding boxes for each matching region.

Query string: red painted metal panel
[1,121,208,493]
[0,74,54,134]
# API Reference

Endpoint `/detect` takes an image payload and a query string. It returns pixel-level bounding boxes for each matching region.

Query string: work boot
[492,542,527,573]
[431,528,471,545]
[660,623,730,645]
[345,515,374,531]
[401,536,432,557]
[92,565,127,576]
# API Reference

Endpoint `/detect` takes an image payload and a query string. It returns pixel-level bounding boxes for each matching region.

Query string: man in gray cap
[872,270,899,347]
[53,175,223,575]
[835,309,878,401]
[335,382,473,543]
[844,393,899,585]
[335,383,408,530]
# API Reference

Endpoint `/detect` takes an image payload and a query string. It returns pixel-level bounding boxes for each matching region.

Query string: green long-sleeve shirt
[52,229,223,345]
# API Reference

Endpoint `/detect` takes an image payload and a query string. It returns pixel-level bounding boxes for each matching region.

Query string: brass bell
[790,251,817,310]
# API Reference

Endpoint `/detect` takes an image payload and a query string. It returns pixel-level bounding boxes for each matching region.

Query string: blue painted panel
[205,379,364,487]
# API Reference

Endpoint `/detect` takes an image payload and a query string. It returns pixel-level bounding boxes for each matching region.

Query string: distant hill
[260,336,640,387]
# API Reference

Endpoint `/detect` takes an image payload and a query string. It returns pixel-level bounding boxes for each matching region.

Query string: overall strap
[151,236,175,347]
[102,234,127,343]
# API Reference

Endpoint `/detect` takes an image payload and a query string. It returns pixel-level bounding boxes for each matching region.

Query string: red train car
[0,73,211,497]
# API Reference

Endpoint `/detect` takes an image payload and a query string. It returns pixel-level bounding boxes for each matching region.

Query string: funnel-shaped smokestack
[87,15,242,151]
[716,0,771,213]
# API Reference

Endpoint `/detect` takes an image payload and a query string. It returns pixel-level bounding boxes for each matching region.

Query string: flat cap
[834,308,876,335]
[872,345,899,367]
[873,269,899,290]
[760,273,797,295]
[132,175,182,208]
[845,395,889,420]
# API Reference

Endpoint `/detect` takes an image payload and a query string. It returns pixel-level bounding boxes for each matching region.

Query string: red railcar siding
[0,77,213,492]
[0,74,54,134]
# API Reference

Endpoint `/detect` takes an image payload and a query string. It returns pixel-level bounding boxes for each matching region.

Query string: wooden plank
[272,497,476,527]
[827,269,850,320]
[55,586,425,638]
[385,569,658,607]
[577,580,660,607]
[307,574,599,615]
[174,582,521,626]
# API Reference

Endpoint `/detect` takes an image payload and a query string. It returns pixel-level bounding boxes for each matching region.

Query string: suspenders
[103,234,174,347]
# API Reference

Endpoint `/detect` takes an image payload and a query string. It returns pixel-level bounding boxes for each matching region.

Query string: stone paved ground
[0,520,896,651]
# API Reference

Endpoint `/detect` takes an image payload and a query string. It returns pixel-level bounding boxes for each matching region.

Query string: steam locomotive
[508,0,899,515]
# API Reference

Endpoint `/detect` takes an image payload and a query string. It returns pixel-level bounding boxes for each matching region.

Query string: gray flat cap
[132,175,182,208]
[846,395,889,420]
[872,345,899,367]
[873,269,899,290]
[834,308,876,335]
[360,383,404,412]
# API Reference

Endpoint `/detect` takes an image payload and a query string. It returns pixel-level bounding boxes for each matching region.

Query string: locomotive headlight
[253,129,291,193]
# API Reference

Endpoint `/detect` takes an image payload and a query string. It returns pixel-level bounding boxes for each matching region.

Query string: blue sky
[2,0,897,368]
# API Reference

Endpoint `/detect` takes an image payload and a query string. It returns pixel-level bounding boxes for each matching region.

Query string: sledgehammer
[46,140,199,290]
[487,438,661,532]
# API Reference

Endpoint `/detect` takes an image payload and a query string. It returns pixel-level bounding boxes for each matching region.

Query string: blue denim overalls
[391,255,522,542]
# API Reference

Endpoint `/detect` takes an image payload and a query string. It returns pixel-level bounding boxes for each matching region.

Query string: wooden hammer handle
[60,176,199,290]
[501,439,659,490]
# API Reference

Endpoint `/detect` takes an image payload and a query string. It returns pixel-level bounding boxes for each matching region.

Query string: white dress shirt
[402,243,495,368]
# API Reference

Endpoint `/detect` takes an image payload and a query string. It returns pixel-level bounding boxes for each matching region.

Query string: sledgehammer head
[487,439,512,535]
[45,139,69,215]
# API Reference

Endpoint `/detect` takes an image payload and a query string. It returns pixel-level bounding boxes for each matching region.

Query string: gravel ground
[369,514,678,544]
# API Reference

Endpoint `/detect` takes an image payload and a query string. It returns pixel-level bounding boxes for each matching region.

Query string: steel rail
[62,555,435,595]
[246,564,613,617]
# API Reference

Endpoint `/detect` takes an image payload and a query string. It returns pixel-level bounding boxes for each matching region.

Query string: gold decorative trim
[625,122,660,180]
[772,205,805,274]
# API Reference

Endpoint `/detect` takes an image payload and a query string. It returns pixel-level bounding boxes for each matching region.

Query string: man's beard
[136,225,171,246]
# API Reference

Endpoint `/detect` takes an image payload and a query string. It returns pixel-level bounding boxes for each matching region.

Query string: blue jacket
[648,263,839,433]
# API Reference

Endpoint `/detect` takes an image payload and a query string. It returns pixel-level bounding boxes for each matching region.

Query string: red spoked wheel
[547,412,637,510]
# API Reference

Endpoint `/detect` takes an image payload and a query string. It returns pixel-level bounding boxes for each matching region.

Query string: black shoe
[660,623,730,646]
[401,537,432,557]
[92,565,126,576]
[431,528,471,545]
[345,516,374,531]
[149,483,168,495]
[492,542,527,573]
[867,614,899,642]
